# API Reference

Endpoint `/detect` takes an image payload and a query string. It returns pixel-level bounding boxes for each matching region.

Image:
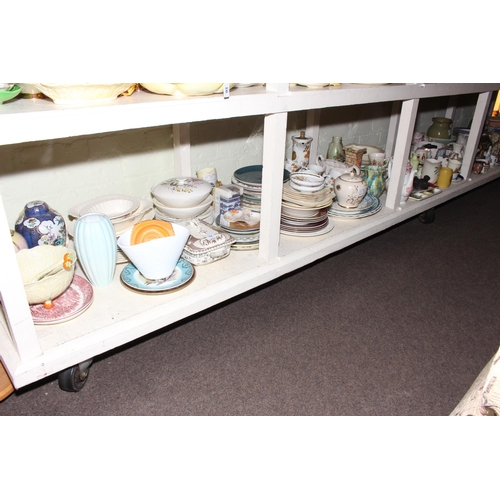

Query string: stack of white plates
[68,194,154,264]
[281,181,335,236]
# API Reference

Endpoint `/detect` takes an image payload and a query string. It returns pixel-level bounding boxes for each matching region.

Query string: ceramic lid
[339,168,364,183]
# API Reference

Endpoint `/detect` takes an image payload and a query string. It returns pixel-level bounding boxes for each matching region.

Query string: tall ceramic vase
[74,213,117,287]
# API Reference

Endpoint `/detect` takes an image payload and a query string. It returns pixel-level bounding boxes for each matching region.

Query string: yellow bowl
[17,246,76,305]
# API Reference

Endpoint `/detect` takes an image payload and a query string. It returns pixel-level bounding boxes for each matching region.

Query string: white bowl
[153,194,213,219]
[151,177,212,208]
[289,171,325,187]
[17,245,76,305]
[117,223,190,280]
[79,195,140,220]
[33,83,135,104]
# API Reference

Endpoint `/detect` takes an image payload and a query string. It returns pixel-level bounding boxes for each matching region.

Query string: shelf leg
[259,112,288,263]
[461,92,494,179]
[385,98,419,210]
[0,195,42,361]
[173,123,191,177]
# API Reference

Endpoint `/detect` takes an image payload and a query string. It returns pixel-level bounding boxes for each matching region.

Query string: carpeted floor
[2,178,500,416]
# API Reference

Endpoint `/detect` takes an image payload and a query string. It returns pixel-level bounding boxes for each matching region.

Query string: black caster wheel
[419,208,435,224]
[58,359,93,392]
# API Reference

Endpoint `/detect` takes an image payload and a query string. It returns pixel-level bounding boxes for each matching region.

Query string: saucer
[30,274,94,325]
[120,258,195,293]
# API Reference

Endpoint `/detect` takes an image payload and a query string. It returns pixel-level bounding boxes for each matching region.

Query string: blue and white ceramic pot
[15,200,67,248]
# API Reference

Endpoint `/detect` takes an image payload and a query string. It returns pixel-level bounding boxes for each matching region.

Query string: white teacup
[369,152,386,166]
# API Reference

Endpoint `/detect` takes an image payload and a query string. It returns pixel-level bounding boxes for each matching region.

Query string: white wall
[0,93,478,230]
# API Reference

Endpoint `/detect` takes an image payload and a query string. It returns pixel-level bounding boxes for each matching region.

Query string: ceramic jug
[365,165,388,198]
[421,158,441,184]
[334,167,367,208]
[386,159,415,204]
[291,131,313,170]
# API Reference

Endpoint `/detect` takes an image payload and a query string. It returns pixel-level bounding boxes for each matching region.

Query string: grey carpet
[2,178,500,415]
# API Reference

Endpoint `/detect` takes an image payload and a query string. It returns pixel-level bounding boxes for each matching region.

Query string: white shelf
[1,83,500,389]
[1,84,498,146]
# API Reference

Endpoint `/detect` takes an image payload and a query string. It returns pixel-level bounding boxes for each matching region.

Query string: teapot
[333,167,367,208]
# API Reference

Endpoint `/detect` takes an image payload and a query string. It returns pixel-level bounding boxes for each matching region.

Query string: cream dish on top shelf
[33,83,136,104]
[140,83,235,96]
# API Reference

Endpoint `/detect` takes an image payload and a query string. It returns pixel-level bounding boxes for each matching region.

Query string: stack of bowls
[67,194,154,264]
[151,177,214,225]
[289,170,325,193]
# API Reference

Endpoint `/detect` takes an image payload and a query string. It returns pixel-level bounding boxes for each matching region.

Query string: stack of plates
[214,211,261,251]
[231,164,290,212]
[328,194,382,219]
[281,181,335,236]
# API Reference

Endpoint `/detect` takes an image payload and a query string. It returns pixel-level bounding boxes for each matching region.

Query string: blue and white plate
[120,258,195,293]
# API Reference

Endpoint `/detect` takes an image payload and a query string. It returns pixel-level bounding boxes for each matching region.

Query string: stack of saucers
[281,173,335,236]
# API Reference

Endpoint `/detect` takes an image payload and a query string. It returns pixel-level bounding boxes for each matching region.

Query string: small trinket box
[178,219,234,265]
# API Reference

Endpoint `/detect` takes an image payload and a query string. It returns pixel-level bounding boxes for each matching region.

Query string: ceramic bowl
[79,195,140,220]
[289,171,325,187]
[117,223,190,280]
[0,84,22,105]
[153,194,213,219]
[175,83,224,96]
[140,83,178,95]
[17,245,76,305]
[33,83,135,104]
[151,177,212,208]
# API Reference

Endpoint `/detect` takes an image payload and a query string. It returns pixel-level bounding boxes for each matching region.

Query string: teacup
[369,152,386,167]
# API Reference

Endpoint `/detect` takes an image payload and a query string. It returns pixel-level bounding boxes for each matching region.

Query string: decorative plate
[30,274,94,325]
[120,258,195,293]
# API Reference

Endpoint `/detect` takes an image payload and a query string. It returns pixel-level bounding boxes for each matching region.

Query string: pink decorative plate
[30,274,94,325]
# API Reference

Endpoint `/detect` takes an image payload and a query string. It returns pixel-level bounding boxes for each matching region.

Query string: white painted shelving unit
[1,83,499,390]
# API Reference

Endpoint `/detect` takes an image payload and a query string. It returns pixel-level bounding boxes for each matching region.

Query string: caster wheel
[58,360,92,392]
[419,208,435,224]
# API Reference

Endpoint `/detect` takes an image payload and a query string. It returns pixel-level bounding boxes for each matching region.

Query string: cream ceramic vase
[334,167,368,208]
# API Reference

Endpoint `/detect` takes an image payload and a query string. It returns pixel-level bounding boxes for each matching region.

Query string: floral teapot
[333,166,368,208]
